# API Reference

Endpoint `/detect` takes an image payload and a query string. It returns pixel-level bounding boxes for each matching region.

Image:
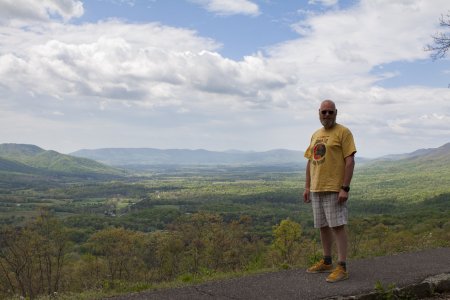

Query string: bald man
[303,99,356,283]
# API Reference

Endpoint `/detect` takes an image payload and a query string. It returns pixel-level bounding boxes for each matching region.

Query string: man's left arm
[338,154,355,203]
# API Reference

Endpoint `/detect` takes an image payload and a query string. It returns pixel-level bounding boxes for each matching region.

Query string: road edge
[327,273,450,300]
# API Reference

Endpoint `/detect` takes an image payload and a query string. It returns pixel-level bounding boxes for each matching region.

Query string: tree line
[0,209,448,299]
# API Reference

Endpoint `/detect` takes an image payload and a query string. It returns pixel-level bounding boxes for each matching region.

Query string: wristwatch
[341,185,350,192]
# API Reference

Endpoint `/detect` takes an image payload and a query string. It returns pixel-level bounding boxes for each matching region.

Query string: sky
[0,0,449,158]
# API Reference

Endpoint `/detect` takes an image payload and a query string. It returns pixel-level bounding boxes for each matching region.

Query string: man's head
[319,99,337,129]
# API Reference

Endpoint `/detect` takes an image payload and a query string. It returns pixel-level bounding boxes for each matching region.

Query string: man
[303,99,356,283]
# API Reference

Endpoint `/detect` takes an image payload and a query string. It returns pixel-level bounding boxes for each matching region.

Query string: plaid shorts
[311,192,348,228]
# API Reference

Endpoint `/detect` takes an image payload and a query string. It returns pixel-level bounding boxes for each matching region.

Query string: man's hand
[338,190,348,203]
[303,188,311,203]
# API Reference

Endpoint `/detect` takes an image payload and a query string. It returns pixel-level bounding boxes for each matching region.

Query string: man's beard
[321,118,336,129]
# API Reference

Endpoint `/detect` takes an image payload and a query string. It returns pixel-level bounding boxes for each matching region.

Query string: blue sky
[0,0,449,157]
[78,1,358,60]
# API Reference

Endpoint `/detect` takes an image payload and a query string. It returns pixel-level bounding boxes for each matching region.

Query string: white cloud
[0,19,289,113]
[189,0,260,16]
[0,0,449,156]
[273,0,448,81]
[0,21,221,102]
[0,0,84,24]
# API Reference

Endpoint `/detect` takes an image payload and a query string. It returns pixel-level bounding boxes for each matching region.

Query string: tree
[167,213,257,275]
[147,231,184,280]
[168,213,214,274]
[272,219,302,265]
[86,227,146,285]
[0,211,70,299]
[70,254,106,290]
[31,211,70,296]
[0,227,37,298]
[426,11,450,60]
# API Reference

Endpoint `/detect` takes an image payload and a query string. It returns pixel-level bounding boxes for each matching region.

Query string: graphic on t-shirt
[313,142,326,161]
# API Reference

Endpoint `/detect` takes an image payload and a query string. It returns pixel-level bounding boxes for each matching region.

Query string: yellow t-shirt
[304,124,356,192]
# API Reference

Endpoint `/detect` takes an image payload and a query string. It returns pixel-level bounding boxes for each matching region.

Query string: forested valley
[0,144,449,299]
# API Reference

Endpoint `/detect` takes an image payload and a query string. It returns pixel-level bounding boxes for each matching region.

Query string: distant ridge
[0,143,124,176]
[71,143,450,167]
[375,142,450,162]
[0,143,43,157]
[70,148,305,166]
[2,142,448,170]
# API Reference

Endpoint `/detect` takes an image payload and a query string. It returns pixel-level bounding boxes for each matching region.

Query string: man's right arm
[303,160,311,203]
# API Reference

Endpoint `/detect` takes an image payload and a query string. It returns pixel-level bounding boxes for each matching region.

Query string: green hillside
[0,156,41,174]
[0,143,125,176]
[352,142,450,205]
[0,143,43,158]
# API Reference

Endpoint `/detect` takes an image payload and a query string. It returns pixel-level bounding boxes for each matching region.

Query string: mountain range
[71,144,450,167]
[376,142,450,161]
[70,148,305,166]
[367,142,450,167]
[1,143,449,176]
[0,143,123,177]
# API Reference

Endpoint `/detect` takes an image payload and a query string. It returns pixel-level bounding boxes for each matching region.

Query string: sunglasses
[320,110,335,115]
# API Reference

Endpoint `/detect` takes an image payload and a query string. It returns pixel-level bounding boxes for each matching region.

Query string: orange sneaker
[326,265,349,283]
[306,259,333,273]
